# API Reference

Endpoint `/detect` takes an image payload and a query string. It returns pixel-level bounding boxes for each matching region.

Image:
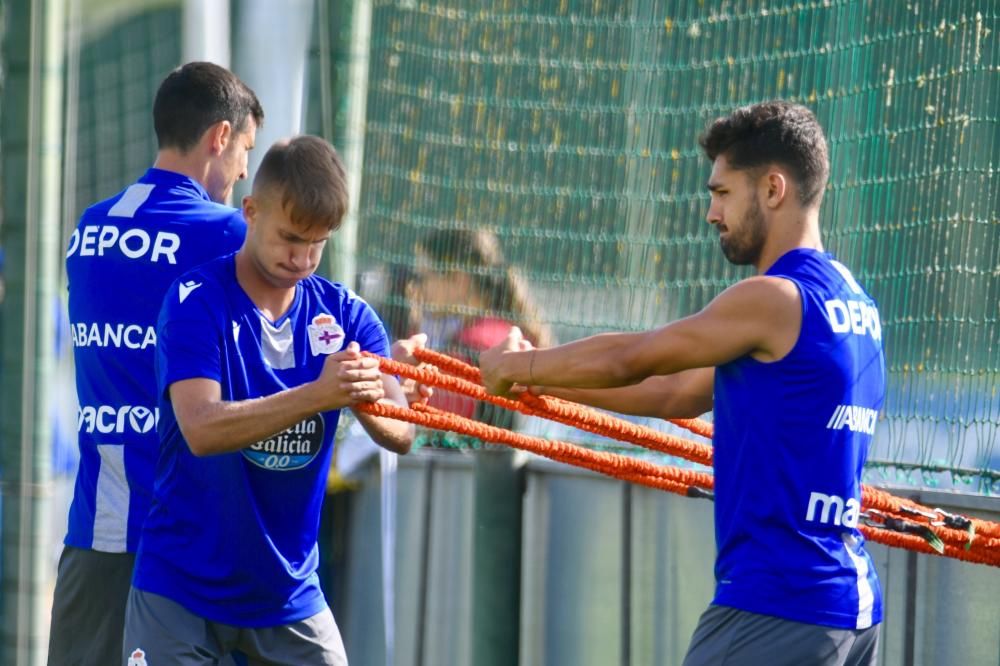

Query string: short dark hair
[252,135,350,231]
[153,62,264,152]
[699,101,829,206]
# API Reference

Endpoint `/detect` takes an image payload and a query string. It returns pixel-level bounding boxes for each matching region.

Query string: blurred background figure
[414,227,552,358]
[329,227,553,666]
[406,227,553,427]
[395,227,553,666]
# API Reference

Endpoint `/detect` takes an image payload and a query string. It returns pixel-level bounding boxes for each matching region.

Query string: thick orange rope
[862,486,1000,541]
[411,347,717,440]
[357,401,714,497]
[368,350,1000,567]
[379,353,714,466]
[860,526,1000,568]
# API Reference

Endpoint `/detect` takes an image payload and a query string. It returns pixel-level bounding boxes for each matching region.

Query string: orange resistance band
[361,401,714,498]
[412,346,716,440]
[360,350,1000,567]
[384,351,714,466]
[861,486,1000,542]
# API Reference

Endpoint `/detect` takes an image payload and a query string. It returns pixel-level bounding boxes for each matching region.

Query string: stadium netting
[354,0,998,495]
[62,2,998,494]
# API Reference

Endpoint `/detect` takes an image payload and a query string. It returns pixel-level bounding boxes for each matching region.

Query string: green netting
[304,0,355,148]
[356,1,999,494]
[69,7,181,224]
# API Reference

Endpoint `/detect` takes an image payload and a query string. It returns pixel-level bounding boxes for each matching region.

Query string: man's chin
[720,243,755,266]
[265,273,302,289]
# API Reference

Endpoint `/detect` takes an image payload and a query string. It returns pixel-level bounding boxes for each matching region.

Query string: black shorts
[48,545,135,666]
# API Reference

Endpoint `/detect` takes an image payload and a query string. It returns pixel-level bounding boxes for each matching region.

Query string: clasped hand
[317,342,385,409]
[391,333,435,405]
[479,326,534,396]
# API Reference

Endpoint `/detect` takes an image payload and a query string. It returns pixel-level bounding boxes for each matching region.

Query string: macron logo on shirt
[806,491,860,528]
[179,281,202,303]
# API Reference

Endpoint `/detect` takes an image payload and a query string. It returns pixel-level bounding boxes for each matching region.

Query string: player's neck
[153,150,210,190]
[234,251,297,321]
[755,209,823,274]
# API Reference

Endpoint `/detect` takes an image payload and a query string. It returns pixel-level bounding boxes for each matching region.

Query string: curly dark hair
[699,100,829,206]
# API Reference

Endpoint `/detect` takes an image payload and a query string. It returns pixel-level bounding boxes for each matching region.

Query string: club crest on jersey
[127,648,148,666]
[308,313,345,355]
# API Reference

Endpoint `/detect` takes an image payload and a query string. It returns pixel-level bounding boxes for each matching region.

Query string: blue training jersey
[712,248,885,630]
[132,254,390,627]
[66,169,246,553]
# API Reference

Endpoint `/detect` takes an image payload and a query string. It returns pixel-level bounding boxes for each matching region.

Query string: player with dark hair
[122,136,413,664]
[481,101,884,666]
[53,61,263,666]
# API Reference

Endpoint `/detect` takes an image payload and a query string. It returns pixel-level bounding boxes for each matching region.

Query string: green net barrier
[355,1,999,494]
[69,7,181,226]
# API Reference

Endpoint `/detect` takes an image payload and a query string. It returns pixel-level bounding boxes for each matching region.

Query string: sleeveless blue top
[712,248,885,629]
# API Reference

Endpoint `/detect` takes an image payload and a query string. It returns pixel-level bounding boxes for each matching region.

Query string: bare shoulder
[713,276,801,316]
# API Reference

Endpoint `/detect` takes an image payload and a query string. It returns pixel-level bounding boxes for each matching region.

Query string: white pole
[233,0,315,205]
[182,0,231,66]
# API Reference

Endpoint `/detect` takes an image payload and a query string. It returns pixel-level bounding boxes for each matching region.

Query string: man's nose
[705,204,721,226]
[289,246,310,269]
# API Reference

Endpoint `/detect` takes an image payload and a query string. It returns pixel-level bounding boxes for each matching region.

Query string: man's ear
[205,120,232,156]
[763,170,788,209]
[242,195,256,225]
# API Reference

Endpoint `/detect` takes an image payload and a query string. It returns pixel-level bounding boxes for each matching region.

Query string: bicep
[539,367,713,419]
[629,278,800,374]
[641,310,760,371]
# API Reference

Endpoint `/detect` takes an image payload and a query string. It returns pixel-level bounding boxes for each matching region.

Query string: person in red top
[392,227,551,666]
[397,228,552,423]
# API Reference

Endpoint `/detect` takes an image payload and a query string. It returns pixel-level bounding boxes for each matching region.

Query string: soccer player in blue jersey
[122,135,413,665]
[480,101,884,666]
[53,62,263,665]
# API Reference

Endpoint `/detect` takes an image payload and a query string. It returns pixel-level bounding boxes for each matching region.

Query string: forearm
[180,383,331,456]
[500,332,656,389]
[351,375,414,455]
[541,370,713,419]
[353,407,414,454]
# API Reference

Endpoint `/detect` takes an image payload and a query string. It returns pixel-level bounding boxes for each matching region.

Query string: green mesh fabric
[355,1,999,494]
[70,8,181,224]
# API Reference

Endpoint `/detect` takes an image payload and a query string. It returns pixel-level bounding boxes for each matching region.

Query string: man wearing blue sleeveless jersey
[122,136,413,665]
[480,101,884,665]
[53,62,264,665]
